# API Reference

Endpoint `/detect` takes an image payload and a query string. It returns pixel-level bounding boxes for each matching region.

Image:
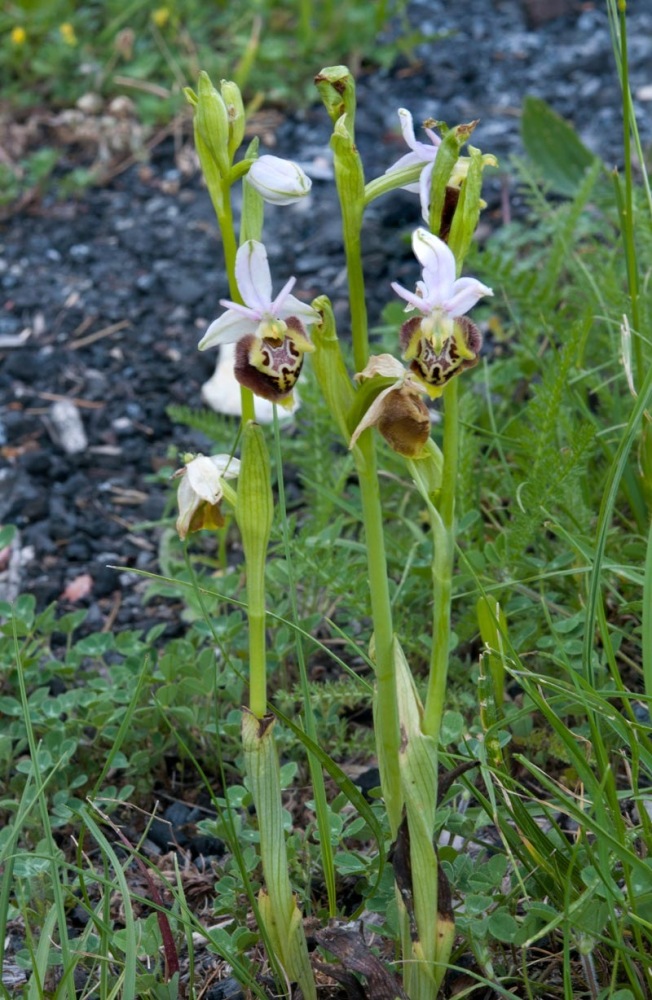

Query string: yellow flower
[59,22,77,46]
[151,7,170,28]
[10,26,26,46]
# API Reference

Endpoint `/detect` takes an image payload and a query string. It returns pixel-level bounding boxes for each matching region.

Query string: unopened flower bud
[246,155,311,205]
[314,65,357,128]
[236,422,273,568]
[196,71,230,177]
[220,79,245,158]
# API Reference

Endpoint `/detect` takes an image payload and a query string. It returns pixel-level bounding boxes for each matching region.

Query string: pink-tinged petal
[391,280,428,313]
[385,151,423,177]
[234,240,273,312]
[278,293,321,327]
[398,108,418,151]
[186,454,225,503]
[419,161,434,223]
[445,277,493,317]
[199,310,254,350]
[349,384,396,449]
[412,228,456,300]
[423,126,441,148]
[269,275,298,314]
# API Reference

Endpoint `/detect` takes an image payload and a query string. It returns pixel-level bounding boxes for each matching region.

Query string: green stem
[338,155,402,833]
[216,178,256,424]
[617,0,642,383]
[353,434,403,834]
[423,378,459,741]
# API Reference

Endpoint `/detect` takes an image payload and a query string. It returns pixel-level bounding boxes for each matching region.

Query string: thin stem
[338,157,402,833]
[217,178,256,424]
[423,377,459,741]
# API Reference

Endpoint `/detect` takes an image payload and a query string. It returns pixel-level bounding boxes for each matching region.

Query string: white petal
[349,384,396,449]
[391,280,427,313]
[176,475,201,540]
[356,353,406,380]
[208,454,240,479]
[246,155,312,204]
[419,162,434,223]
[445,277,493,317]
[278,293,321,327]
[186,455,224,503]
[199,310,254,349]
[412,228,456,301]
[398,108,418,151]
[385,150,422,178]
[235,240,273,313]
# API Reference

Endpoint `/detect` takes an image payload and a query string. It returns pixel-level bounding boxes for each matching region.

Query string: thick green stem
[353,434,403,834]
[423,378,459,741]
[338,151,402,833]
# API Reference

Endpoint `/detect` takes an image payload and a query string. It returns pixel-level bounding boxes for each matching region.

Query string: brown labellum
[377,384,430,457]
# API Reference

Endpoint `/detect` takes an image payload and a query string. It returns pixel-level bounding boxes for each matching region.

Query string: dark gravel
[1,0,650,634]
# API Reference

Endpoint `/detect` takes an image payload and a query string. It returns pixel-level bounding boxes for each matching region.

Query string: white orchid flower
[385,108,441,187]
[174,453,240,540]
[385,108,441,221]
[392,228,493,351]
[245,154,312,205]
[199,240,319,351]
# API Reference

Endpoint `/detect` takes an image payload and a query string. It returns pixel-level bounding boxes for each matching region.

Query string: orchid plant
[179,66,496,1000]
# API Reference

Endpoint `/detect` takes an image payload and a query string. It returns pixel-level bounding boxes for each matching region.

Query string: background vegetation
[1,1,651,998]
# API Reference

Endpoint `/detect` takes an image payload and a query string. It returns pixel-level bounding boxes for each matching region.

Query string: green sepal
[428,120,478,236]
[346,375,396,442]
[314,64,356,131]
[447,145,494,266]
[193,121,224,215]
[220,79,245,159]
[183,86,198,107]
[311,296,357,443]
[196,70,230,178]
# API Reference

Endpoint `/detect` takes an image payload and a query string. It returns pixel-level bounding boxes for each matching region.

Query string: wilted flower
[392,228,492,397]
[246,155,312,205]
[385,108,441,223]
[174,453,240,540]
[199,240,319,405]
[350,354,431,457]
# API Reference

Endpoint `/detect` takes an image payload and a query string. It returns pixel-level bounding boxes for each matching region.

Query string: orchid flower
[199,240,319,405]
[385,108,441,222]
[174,453,240,540]
[392,228,492,397]
[350,354,431,457]
[246,155,312,205]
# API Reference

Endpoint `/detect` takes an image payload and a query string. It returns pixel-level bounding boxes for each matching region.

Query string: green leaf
[488,909,519,943]
[521,96,600,196]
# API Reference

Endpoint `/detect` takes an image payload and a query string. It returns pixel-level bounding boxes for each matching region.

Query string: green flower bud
[236,421,273,574]
[314,64,356,132]
[311,296,357,443]
[196,71,230,177]
[220,79,245,159]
